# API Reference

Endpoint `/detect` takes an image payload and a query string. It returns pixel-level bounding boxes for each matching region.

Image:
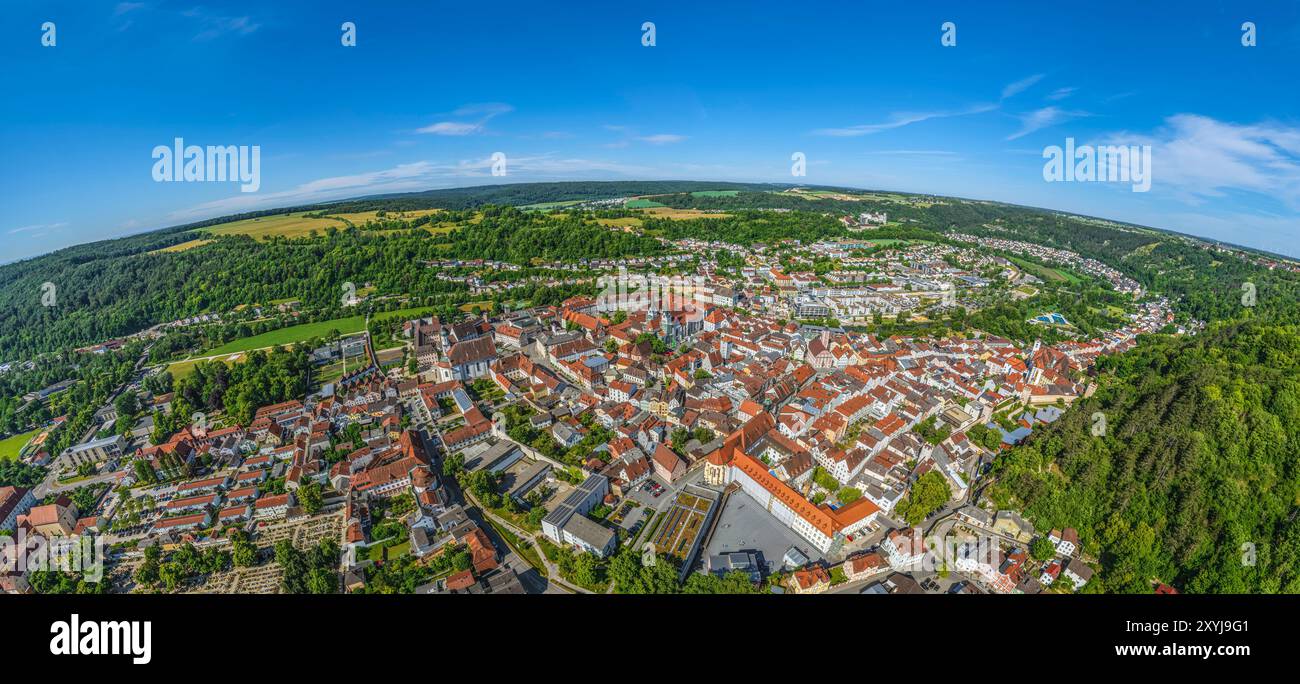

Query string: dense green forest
[992,320,1300,593]
[167,346,313,427]
[965,201,1300,593]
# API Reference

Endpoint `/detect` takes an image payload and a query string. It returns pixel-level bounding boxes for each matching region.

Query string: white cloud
[1006,106,1089,140]
[866,149,960,156]
[416,122,483,136]
[8,222,68,235]
[452,103,513,117]
[1105,114,1300,205]
[1047,87,1077,101]
[183,8,260,41]
[602,126,688,146]
[812,104,997,137]
[1001,74,1045,100]
[636,134,687,145]
[417,103,513,136]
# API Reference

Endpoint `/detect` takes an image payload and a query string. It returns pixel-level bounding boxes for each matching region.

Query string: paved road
[35,470,121,499]
[467,495,585,594]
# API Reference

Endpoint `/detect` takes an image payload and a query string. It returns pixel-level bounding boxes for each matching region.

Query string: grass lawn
[167,306,431,378]
[386,540,411,558]
[1009,256,1082,284]
[0,427,42,461]
[167,356,232,380]
[625,198,666,209]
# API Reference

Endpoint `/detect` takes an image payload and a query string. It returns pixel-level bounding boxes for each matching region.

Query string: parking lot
[626,478,669,507]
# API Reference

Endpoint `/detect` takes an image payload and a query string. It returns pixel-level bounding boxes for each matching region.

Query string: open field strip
[201,212,349,240]
[326,208,445,226]
[150,238,214,254]
[640,207,730,219]
[166,306,432,377]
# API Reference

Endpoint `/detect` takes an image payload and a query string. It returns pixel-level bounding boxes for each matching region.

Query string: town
[2,230,1183,596]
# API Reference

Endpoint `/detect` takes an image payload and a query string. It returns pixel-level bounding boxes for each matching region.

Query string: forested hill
[992,320,1300,593]
[0,206,662,359]
[352,180,795,211]
[2,180,1294,363]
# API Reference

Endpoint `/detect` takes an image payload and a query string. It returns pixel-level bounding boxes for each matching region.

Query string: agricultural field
[640,207,730,220]
[0,426,41,461]
[784,188,940,207]
[595,216,643,228]
[150,238,213,254]
[689,190,740,197]
[326,208,444,226]
[625,198,666,209]
[202,212,348,240]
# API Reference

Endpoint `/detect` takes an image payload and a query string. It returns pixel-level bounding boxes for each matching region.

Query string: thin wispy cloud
[417,122,483,136]
[417,103,514,136]
[112,2,146,31]
[813,75,1044,137]
[637,134,687,145]
[8,222,68,235]
[812,104,997,137]
[1001,74,1045,100]
[1006,106,1090,140]
[1047,87,1078,101]
[866,149,960,156]
[451,103,514,118]
[182,8,261,41]
[602,126,687,146]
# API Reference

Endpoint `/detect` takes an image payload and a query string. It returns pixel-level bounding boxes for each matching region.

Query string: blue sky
[2,0,1298,262]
